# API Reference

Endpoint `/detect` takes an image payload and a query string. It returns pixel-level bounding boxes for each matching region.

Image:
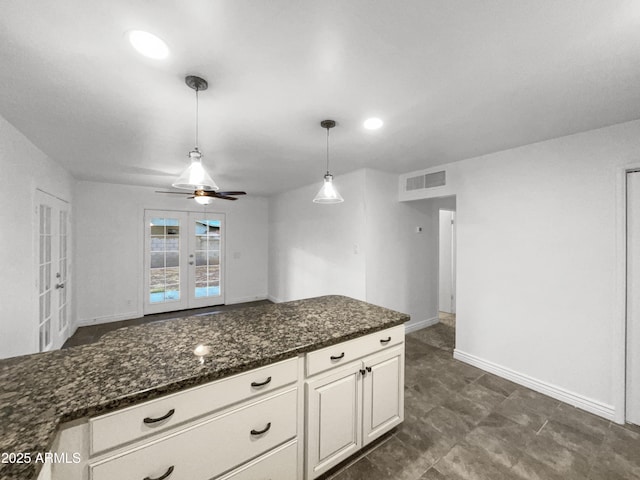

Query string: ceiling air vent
[406,170,446,191]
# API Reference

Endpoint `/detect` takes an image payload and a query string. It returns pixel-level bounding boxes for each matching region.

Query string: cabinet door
[362,345,404,446]
[306,364,362,479]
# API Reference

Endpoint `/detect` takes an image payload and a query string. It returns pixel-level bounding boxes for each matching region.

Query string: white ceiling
[1,1,640,196]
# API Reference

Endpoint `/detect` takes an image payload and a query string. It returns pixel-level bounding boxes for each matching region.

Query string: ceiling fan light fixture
[194,194,215,205]
[172,149,219,191]
[313,119,344,204]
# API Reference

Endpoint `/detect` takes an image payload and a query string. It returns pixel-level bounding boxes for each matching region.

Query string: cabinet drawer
[90,387,298,480]
[90,357,298,454]
[216,439,298,480]
[306,325,404,377]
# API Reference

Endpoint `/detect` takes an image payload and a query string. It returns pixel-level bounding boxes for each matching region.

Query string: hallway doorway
[439,209,456,327]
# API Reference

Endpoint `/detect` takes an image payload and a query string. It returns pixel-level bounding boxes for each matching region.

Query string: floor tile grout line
[535,419,548,435]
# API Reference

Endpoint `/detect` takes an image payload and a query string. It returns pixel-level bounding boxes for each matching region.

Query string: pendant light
[313,119,344,204]
[173,76,219,191]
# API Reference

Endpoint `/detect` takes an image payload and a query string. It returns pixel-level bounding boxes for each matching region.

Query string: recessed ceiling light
[363,117,384,130]
[128,30,169,59]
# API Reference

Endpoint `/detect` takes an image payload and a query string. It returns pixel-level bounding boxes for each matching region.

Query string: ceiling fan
[155,189,247,204]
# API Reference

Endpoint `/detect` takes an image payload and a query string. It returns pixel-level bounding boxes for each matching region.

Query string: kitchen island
[0,295,408,480]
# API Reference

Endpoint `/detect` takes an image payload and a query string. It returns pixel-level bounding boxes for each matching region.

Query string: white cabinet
[48,325,404,480]
[306,364,362,477]
[305,328,405,479]
[362,346,404,446]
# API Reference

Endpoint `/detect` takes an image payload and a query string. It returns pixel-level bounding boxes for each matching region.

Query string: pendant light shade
[173,149,218,191]
[313,174,343,203]
[173,76,219,191]
[313,119,344,204]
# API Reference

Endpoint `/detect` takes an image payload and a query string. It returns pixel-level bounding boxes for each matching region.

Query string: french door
[35,190,70,351]
[144,210,225,314]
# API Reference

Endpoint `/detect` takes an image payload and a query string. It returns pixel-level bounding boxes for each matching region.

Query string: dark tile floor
[322,322,640,480]
[62,300,272,348]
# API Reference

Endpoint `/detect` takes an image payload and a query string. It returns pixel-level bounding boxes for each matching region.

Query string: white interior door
[439,210,456,314]
[627,171,640,426]
[144,210,225,314]
[36,190,70,351]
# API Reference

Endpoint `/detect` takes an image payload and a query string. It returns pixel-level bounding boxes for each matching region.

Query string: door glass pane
[38,205,52,351]
[149,217,181,304]
[194,219,220,299]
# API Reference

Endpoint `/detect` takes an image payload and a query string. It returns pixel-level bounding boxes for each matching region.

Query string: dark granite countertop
[0,295,408,480]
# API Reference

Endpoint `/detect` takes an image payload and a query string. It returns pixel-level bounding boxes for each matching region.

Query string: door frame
[143,209,226,315]
[614,163,640,424]
[438,209,456,315]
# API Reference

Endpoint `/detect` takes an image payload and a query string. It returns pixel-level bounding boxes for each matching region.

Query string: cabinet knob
[360,369,367,376]
[143,465,174,480]
[366,366,372,373]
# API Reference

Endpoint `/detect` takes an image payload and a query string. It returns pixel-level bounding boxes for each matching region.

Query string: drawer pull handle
[330,352,345,361]
[143,465,174,480]
[380,336,392,344]
[250,422,272,436]
[251,376,272,388]
[143,409,175,424]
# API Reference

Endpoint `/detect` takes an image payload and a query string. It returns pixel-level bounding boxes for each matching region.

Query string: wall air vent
[405,170,446,191]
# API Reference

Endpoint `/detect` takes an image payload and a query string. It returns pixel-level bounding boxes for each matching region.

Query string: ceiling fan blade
[214,194,239,200]
[216,191,246,196]
[155,191,190,195]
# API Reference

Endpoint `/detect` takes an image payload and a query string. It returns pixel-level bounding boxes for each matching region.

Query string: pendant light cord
[195,88,199,149]
[325,126,330,175]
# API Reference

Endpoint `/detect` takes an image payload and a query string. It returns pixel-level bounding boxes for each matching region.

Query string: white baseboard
[76,311,141,328]
[267,295,283,304]
[225,295,268,305]
[405,316,439,334]
[454,349,616,421]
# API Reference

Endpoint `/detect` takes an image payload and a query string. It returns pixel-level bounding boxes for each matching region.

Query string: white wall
[268,170,367,303]
[407,119,640,420]
[268,168,449,331]
[0,114,75,358]
[74,181,268,325]
[363,170,438,330]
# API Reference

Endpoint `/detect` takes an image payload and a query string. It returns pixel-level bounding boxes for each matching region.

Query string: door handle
[188,261,194,265]
[55,283,65,289]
